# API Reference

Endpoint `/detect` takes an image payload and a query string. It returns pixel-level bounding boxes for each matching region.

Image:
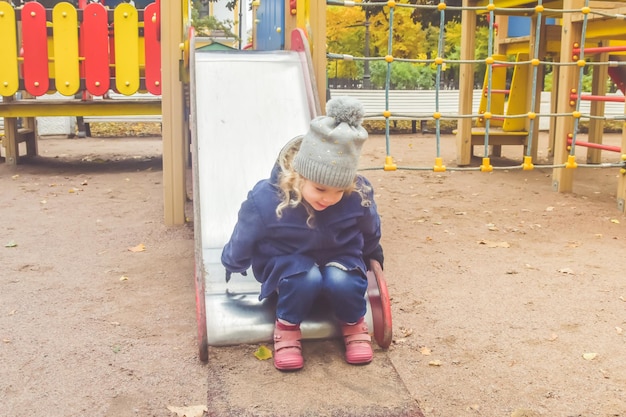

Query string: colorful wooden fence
[0,0,161,163]
[0,1,161,98]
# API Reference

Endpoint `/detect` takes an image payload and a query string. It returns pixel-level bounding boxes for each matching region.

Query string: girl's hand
[365,244,384,270]
[225,270,247,282]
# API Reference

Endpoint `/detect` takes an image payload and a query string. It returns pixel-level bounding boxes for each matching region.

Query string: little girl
[221,97,383,371]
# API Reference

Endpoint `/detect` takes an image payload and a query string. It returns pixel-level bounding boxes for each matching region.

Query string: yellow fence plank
[52,3,80,96]
[114,4,140,95]
[0,2,19,96]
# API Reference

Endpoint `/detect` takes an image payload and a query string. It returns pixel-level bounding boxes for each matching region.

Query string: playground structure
[0,1,162,154]
[0,0,188,226]
[326,0,626,210]
[456,0,626,202]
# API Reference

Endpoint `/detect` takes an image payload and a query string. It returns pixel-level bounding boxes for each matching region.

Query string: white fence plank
[329,89,625,131]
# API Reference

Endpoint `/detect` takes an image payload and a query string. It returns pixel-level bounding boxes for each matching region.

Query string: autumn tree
[327,1,491,90]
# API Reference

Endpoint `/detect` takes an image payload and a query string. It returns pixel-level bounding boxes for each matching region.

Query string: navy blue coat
[221,169,382,300]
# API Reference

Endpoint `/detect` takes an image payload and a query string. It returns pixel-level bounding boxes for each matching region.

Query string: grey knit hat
[293,96,368,188]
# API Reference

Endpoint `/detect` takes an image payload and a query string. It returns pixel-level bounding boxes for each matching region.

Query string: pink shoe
[341,318,373,365]
[273,321,304,371]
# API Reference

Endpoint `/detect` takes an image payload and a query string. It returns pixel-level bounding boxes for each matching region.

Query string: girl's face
[301,179,345,211]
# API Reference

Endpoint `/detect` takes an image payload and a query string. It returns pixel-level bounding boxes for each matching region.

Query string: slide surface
[191,50,366,346]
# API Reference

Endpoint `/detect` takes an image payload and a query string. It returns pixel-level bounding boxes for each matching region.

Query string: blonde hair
[275,137,371,227]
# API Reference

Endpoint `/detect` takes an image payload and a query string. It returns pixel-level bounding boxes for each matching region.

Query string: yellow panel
[114,4,140,95]
[503,53,529,131]
[48,22,55,78]
[0,2,19,96]
[477,0,568,9]
[52,3,80,96]
[477,54,507,128]
[139,25,146,69]
[585,19,626,41]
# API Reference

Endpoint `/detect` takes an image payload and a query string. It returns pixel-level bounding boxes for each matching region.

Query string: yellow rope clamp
[433,157,446,172]
[522,156,534,170]
[480,157,493,172]
[565,155,578,169]
[384,155,398,171]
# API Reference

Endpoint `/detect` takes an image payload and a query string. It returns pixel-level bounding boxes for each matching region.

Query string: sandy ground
[2,132,626,417]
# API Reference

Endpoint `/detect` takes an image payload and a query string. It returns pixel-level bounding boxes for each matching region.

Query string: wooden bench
[330,89,482,133]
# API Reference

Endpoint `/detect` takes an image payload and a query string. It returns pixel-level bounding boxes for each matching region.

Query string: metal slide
[190,46,390,359]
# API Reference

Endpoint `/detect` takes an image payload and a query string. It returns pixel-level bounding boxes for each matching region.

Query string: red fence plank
[144,2,161,95]
[21,2,49,96]
[82,3,110,96]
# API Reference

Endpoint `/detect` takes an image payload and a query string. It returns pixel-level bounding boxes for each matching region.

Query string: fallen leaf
[477,240,510,248]
[399,327,413,337]
[4,241,17,248]
[511,409,540,417]
[119,275,129,281]
[253,345,273,360]
[167,405,208,417]
[583,352,597,361]
[610,219,620,224]
[428,360,442,366]
[419,346,432,355]
[128,243,146,253]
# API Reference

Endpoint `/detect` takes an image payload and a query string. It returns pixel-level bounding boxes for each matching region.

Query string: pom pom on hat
[293,96,368,189]
[325,96,365,127]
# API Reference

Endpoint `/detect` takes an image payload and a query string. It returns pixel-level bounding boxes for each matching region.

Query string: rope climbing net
[326,0,626,173]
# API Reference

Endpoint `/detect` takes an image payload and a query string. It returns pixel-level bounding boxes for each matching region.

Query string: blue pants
[276,265,368,324]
